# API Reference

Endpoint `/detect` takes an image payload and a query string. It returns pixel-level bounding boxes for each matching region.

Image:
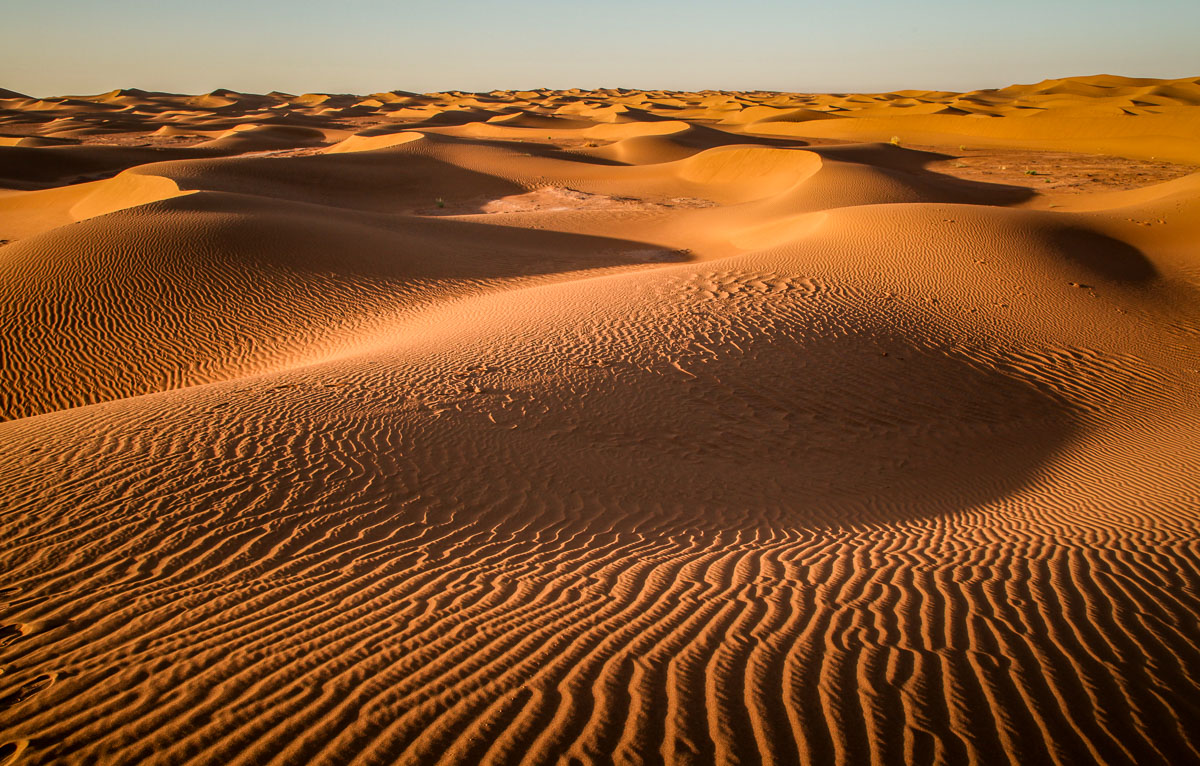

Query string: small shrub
[889,135,901,145]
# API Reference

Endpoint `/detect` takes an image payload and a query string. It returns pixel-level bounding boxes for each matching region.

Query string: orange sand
[1,76,1200,764]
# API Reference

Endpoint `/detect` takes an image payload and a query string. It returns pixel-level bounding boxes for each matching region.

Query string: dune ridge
[1,77,1199,765]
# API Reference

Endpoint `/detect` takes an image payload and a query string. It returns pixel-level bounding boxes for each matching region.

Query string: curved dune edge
[324,130,425,154]
[68,172,192,220]
[674,145,823,189]
[1,77,1199,766]
[0,171,192,240]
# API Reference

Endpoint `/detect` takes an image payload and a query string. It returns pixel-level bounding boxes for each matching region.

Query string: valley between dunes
[1,75,1199,765]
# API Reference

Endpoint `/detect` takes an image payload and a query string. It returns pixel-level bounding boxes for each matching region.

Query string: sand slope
[1,78,1199,765]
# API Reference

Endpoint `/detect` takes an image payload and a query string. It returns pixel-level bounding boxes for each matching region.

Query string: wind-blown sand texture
[1,75,1199,765]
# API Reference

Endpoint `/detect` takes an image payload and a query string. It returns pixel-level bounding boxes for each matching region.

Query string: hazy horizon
[6,70,1200,100]
[4,0,1198,97]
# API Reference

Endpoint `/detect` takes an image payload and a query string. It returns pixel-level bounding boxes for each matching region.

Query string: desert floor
[1,75,1199,765]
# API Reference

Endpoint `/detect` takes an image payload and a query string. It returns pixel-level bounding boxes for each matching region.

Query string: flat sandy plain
[1,75,1199,765]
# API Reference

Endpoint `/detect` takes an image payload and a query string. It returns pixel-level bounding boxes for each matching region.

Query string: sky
[3,0,1198,96]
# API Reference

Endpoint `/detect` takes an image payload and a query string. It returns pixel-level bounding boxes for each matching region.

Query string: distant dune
[1,77,1199,765]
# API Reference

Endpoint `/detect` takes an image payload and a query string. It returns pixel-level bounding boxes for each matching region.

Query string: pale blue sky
[3,0,1198,96]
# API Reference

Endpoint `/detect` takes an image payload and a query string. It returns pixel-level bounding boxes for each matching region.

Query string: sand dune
[1,77,1199,765]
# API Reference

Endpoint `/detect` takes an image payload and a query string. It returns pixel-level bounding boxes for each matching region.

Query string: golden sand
[1,76,1199,764]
